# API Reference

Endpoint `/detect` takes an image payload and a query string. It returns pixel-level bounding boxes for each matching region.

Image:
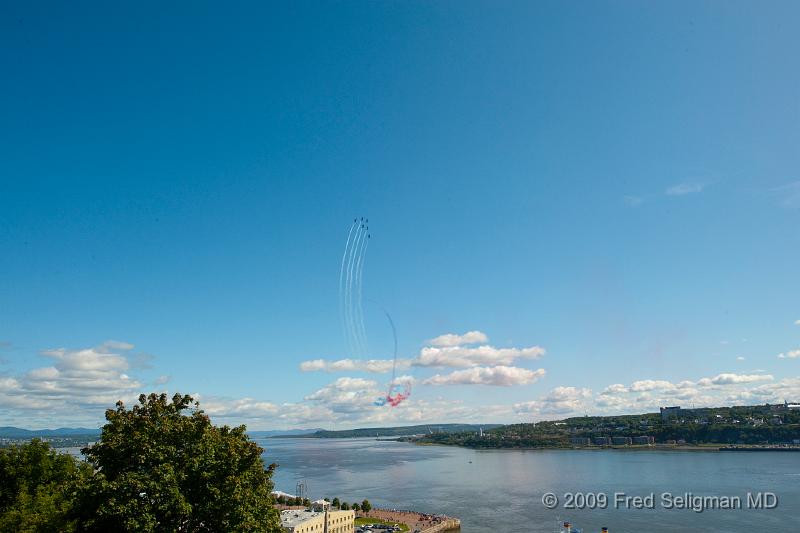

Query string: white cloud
[666,182,705,196]
[299,358,409,374]
[427,331,489,347]
[414,345,545,368]
[795,319,800,326]
[629,379,678,392]
[514,387,592,416]
[424,366,545,387]
[0,341,149,427]
[736,356,746,361]
[154,375,171,385]
[601,383,627,395]
[698,373,773,386]
[778,350,800,359]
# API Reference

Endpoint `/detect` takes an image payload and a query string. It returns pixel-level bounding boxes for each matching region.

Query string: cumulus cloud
[299,358,410,374]
[427,331,488,347]
[424,366,545,387]
[697,373,773,386]
[0,341,149,427]
[414,345,545,368]
[778,350,800,359]
[666,182,705,196]
[629,379,679,392]
[601,383,627,395]
[514,387,592,416]
[795,319,800,326]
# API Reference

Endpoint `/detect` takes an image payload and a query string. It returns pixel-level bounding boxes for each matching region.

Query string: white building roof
[280,510,322,528]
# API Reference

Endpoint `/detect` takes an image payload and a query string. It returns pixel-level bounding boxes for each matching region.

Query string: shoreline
[359,508,460,532]
[408,441,742,452]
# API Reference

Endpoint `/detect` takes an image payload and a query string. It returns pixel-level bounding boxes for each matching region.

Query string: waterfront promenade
[362,508,460,532]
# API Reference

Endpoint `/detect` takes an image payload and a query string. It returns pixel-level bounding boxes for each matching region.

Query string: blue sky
[1,1,799,429]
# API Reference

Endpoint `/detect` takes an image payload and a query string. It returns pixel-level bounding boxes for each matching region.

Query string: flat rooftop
[280,509,322,528]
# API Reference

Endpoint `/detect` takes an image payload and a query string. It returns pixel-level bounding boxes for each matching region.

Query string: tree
[332,497,340,508]
[352,503,360,512]
[74,393,281,532]
[340,502,350,510]
[361,499,372,515]
[0,439,90,532]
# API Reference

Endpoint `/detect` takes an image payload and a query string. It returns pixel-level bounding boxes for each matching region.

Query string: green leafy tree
[361,499,372,515]
[352,503,360,512]
[74,393,281,532]
[332,497,340,508]
[340,502,350,510]
[0,439,90,533]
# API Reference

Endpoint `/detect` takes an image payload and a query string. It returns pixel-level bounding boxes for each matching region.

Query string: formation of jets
[354,217,370,238]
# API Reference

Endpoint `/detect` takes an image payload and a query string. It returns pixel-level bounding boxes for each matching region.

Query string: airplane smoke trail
[339,219,408,407]
[339,220,358,357]
[354,228,370,357]
[371,302,411,408]
[346,221,365,355]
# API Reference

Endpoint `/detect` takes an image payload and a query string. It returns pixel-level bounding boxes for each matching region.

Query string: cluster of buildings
[660,403,800,426]
[279,499,355,533]
[569,435,654,447]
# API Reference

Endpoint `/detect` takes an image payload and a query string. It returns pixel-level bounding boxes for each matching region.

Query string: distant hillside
[412,403,800,448]
[248,428,324,438]
[300,424,503,438]
[0,426,101,439]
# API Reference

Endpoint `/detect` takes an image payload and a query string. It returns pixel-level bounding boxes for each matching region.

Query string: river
[259,437,800,532]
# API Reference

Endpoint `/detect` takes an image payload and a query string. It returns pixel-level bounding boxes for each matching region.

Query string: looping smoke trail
[370,302,411,408]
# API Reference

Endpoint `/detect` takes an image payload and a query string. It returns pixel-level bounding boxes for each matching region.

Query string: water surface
[260,437,799,532]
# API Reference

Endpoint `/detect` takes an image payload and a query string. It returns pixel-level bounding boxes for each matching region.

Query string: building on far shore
[280,500,354,533]
[611,436,632,445]
[594,437,610,446]
[570,437,591,446]
[633,435,655,445]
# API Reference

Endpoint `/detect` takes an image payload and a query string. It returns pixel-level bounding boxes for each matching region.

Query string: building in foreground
[280,501,354,533]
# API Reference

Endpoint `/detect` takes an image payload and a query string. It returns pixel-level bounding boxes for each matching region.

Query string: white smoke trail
[345,222,365,356]
[339,221,357,357]
[354,231,370,357]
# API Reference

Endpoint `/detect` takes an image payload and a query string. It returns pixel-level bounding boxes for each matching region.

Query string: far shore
[408,441,745,452]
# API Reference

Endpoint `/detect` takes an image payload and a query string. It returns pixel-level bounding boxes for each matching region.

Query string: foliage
[412,404,800,448]
[73,393,281,532]
[0,439,90,532]
[361,499,372,514]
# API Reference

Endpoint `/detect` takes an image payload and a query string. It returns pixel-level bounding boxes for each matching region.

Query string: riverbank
[408,440,727,452]
[275,503,461,531]
[361,508,460,532]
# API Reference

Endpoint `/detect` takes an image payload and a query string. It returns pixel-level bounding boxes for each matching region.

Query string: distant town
[403,402,800,450]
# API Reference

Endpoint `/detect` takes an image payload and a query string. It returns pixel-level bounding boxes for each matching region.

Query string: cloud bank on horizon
[2,331,800,429]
